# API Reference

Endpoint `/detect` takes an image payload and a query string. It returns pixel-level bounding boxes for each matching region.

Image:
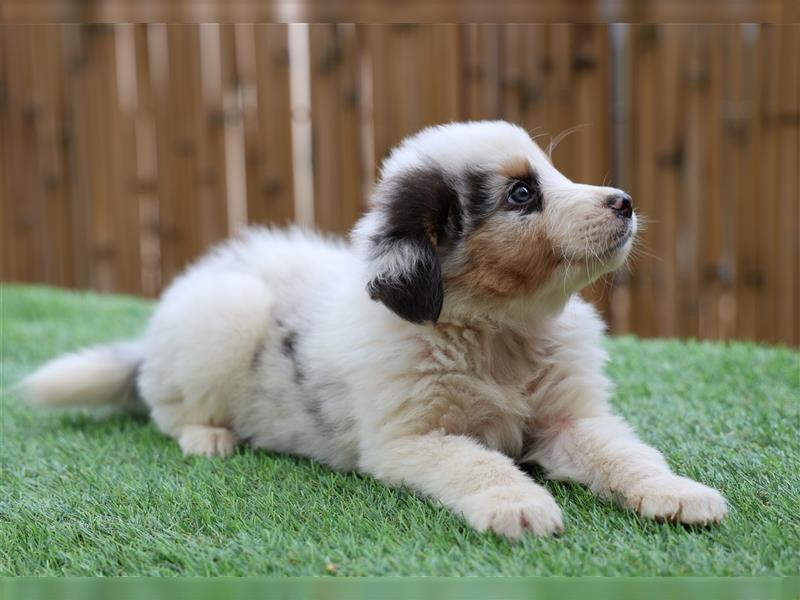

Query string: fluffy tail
[19,341,144,409]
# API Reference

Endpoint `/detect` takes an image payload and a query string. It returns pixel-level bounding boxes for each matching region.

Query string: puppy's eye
[508,183,533,205]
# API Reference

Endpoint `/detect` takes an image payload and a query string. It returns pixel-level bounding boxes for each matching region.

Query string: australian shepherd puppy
[22,121,727,539]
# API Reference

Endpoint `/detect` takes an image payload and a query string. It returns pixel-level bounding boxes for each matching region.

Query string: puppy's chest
[414,326,548,455]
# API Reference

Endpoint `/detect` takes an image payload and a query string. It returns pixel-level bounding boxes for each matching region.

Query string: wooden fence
[1,24,798,346]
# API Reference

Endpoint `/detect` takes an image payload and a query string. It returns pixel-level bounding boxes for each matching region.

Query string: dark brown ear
[367,238,443,324]
[365,168,462,324]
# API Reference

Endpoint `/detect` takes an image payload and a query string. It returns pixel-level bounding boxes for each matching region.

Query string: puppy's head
[353,121,636,324]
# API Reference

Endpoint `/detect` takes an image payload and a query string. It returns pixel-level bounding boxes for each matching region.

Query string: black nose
[605,193,633,219]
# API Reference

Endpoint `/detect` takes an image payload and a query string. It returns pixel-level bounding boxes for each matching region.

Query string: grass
[1,283,798,576]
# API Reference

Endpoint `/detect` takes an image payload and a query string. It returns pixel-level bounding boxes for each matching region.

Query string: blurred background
[1,23,798,346]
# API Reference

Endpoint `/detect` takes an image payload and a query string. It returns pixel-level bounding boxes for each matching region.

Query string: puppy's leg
[140,272,274,458]
[530,415,727,525]
[361,432,563,539]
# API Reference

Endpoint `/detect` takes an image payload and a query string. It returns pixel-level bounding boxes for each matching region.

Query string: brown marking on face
[450,215,562,298]
[498,157,533,180]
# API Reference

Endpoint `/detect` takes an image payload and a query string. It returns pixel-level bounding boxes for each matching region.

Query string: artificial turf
[1,284,798,576]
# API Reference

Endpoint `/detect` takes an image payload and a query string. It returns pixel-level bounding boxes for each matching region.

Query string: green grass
[1,283,798,576]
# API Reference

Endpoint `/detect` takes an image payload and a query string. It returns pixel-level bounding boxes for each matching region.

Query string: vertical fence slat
[499,24,523,126]
[235,23,259,232]
[697,25,724,340]
[175,24,207,263]
[608,24,633,335]
[80,25,116,291]
[775,25,799,346]
[710,25,739,340]
[3,25,45,285]
[672,26,696,339]
[757,25,780,344]
[308,23,341,233]
[30,24,74,289]
[193,23,230,248]
[654,26,683,338]
[628,25,659,339]
[747,27,770,343]
[1,27,13,281]
[308,24,363,235]
[726,25,759,341]
[152,25,202,284]
[149,23,177,285]
[0,25,7,281]
[61,25,92,290]
[133,24,161,297]
[338,23,365,226]
[111,24,143,295]
[250,24,295,227]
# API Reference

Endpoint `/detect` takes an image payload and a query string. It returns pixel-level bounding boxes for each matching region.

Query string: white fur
[20,342,142,408]
[21,121,727,539]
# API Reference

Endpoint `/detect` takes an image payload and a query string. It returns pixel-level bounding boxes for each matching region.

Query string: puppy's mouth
[601,228,633,257]
[557,218,637,267]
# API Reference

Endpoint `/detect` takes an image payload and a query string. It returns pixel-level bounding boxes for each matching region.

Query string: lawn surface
[1,284,798,576]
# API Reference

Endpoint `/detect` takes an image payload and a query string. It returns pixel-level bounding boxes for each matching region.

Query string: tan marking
[498,157,533,180]
[450,216,562,298]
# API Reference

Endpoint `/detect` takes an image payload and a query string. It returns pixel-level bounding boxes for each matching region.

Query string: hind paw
[178,425,236,458]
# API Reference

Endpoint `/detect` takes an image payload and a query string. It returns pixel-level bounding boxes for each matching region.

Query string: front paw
[623,475,728,525]
[460,485,564,539]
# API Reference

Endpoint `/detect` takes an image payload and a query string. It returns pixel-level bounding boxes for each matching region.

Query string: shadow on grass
[519,460,724,536]
[55,409,152,432]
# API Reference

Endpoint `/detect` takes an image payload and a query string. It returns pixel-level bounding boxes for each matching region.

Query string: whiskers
[626,214,660,265]
[555,220,616,296]
[529,124,589,163]
[546,124,588,160]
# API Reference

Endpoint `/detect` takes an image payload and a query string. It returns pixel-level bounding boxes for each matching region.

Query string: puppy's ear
[366,235,443,324]
[362,168,461,324]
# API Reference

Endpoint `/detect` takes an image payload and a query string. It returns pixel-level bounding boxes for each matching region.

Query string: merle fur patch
[464,169,494,228]
[250,338,267,371]
[302,381,352,438]
[281,331,305,384]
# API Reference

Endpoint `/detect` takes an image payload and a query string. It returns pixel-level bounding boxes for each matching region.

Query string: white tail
[19,341,144,409]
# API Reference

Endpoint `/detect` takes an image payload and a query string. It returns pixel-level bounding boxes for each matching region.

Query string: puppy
[22,121,727,539]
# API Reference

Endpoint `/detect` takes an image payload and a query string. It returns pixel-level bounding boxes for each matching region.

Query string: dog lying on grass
[22,121,727,539]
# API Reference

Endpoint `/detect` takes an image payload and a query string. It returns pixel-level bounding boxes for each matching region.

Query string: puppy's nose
[605,193,633,219]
